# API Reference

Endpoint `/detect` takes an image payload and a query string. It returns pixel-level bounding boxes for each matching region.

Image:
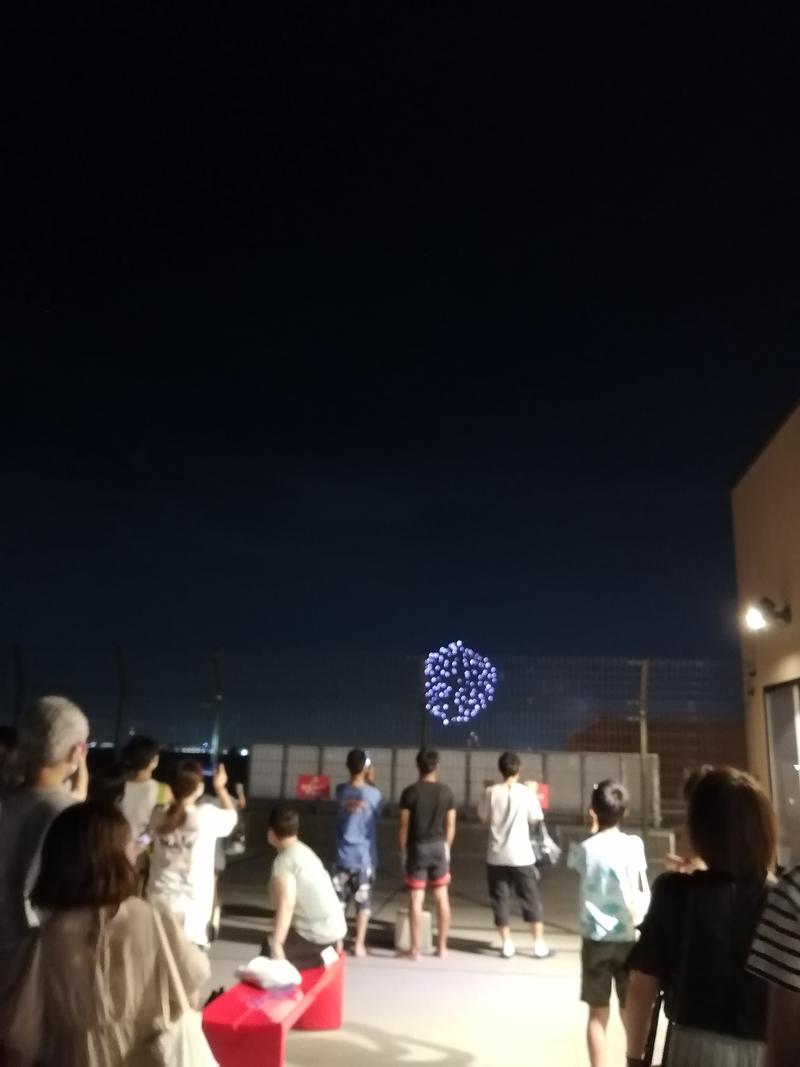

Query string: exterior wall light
[744,597,793,632]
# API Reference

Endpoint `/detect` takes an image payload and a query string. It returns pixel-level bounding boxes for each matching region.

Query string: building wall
[732,405,800,790]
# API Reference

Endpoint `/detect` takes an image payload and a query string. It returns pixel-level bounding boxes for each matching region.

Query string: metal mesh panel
[5,647,744,819]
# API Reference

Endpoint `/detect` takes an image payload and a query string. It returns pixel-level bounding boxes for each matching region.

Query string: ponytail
[156,761,204,836]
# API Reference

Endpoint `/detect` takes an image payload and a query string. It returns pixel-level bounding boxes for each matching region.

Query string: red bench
[202,955,345,1067]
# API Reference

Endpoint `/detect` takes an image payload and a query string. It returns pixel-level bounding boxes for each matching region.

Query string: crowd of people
[2,695,800,1066]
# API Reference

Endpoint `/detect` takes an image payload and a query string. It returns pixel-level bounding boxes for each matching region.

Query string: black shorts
[405,840,451,889]
[580,939,635,1007]
[260,928,337,971]
[331,866,374,913]
[486,864,543,925]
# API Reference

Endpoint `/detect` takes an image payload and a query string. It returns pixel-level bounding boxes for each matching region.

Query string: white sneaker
[533,940,552,959]
[501,939,516,959]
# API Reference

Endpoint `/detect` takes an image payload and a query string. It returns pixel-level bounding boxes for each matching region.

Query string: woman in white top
[478,750,550,959]
[148,760,237,948]
[118,737,173,856]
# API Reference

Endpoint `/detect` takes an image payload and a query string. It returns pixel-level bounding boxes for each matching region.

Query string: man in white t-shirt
[478,751,550,959]
[264,806,347,970]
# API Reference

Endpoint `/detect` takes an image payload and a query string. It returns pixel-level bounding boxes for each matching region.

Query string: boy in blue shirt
[568,780,649,1067]
[333,748,382,956]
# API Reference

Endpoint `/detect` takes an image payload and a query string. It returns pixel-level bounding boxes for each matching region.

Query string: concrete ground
[208,814,657,1066]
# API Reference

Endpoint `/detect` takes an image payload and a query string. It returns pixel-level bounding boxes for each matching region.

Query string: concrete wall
[248,743,661,823]
[732,405,800,790]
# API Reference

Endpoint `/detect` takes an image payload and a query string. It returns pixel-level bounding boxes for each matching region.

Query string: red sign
[296,774,331,799]
[537,784,550,811]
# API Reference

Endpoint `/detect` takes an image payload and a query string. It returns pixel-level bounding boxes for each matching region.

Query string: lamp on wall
[744,597,792,632]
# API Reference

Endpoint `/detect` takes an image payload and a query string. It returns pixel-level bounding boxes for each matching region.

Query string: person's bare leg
[499,924,512,944]
[531,920,550,956]
[354,910,370,957]
[433,884,451,958]
[402,888,424,960]
[587,1006,610,1067]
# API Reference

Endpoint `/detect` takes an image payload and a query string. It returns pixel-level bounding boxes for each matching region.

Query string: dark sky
[2,5,799,665]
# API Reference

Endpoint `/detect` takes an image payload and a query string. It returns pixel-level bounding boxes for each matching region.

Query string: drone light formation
[424,640,498,726]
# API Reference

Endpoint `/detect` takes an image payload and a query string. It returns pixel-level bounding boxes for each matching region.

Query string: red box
[296,774,331,799]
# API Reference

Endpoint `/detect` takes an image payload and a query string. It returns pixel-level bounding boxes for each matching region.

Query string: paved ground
[206,814,661,1066]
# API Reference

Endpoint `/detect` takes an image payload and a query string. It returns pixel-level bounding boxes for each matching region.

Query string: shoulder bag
[151,909,219,1067]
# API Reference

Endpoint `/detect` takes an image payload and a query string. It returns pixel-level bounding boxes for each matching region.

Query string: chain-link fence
[1,646,745,818]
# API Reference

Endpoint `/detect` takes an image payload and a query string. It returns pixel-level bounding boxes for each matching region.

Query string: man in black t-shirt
[398,748,456,959]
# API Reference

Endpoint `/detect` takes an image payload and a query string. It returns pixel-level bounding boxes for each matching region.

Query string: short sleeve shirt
[334,782,382,871]
[0,786,77,960]
[748,865,800,992]
[399,780,455,848]
[629,870,768,1040]
[272,841,347,946]
[481,782,542,867]
[120,779,160,842]
[567,830,647,942]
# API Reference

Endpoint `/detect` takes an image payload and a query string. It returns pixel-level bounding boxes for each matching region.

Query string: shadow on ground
[286,1022,475,1066]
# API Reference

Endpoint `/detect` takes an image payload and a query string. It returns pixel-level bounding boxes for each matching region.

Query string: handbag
[151,909,219,1067]
[531,821,562,868]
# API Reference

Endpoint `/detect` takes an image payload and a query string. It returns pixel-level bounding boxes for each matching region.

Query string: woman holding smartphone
[148,760,237,948]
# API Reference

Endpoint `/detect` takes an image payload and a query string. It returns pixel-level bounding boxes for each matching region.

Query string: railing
[248,743,661,825]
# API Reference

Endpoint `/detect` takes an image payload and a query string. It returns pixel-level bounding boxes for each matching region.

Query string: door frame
[764,678,800,866]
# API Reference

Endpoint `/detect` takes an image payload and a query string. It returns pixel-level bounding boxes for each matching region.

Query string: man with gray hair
[0,696,89,962]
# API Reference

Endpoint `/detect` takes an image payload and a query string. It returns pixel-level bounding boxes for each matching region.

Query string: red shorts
[405,840,451,889]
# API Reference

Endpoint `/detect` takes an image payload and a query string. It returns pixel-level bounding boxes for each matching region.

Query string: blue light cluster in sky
[424,640,497,726]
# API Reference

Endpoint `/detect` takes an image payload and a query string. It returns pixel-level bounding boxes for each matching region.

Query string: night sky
[2,6,799,675]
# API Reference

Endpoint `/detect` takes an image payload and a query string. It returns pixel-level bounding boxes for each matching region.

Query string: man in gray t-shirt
[0,696,89,966]
[262,806,346,970]
[0,787,77,957]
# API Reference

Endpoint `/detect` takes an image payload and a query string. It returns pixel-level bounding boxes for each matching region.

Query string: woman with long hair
[147,760,237,948]
[625,766,777,1067]
[0,802,209,1066]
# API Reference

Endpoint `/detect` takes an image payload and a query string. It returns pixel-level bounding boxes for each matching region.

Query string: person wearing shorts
[332,748,382,957]
[479,751,550,960]
[567,780,649,1067]
[398,748,456,959]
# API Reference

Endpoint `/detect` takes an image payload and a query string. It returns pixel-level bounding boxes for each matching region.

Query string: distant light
[745,605,768,631]
[239,747,250,757]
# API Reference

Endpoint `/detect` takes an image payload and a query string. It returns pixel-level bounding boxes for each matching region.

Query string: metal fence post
[12,644,25,723]
[113,646,128,755]
[638,658,650,840]
[418,655,429,749]
[210,652,223,762]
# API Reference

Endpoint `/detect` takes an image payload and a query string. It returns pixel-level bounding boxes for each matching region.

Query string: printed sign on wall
[296,774,331,799]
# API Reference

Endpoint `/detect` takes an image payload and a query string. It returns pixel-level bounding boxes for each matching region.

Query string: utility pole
[210,652,223,764]
[12,644,25,723]
[419,654,430,750]
[113,646,128,756]
[638,658,650,842]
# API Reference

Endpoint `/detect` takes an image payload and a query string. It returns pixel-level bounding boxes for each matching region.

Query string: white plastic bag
[236,955,302,989]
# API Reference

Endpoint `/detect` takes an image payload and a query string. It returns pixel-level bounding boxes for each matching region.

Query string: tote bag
[152,910,218,1067]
